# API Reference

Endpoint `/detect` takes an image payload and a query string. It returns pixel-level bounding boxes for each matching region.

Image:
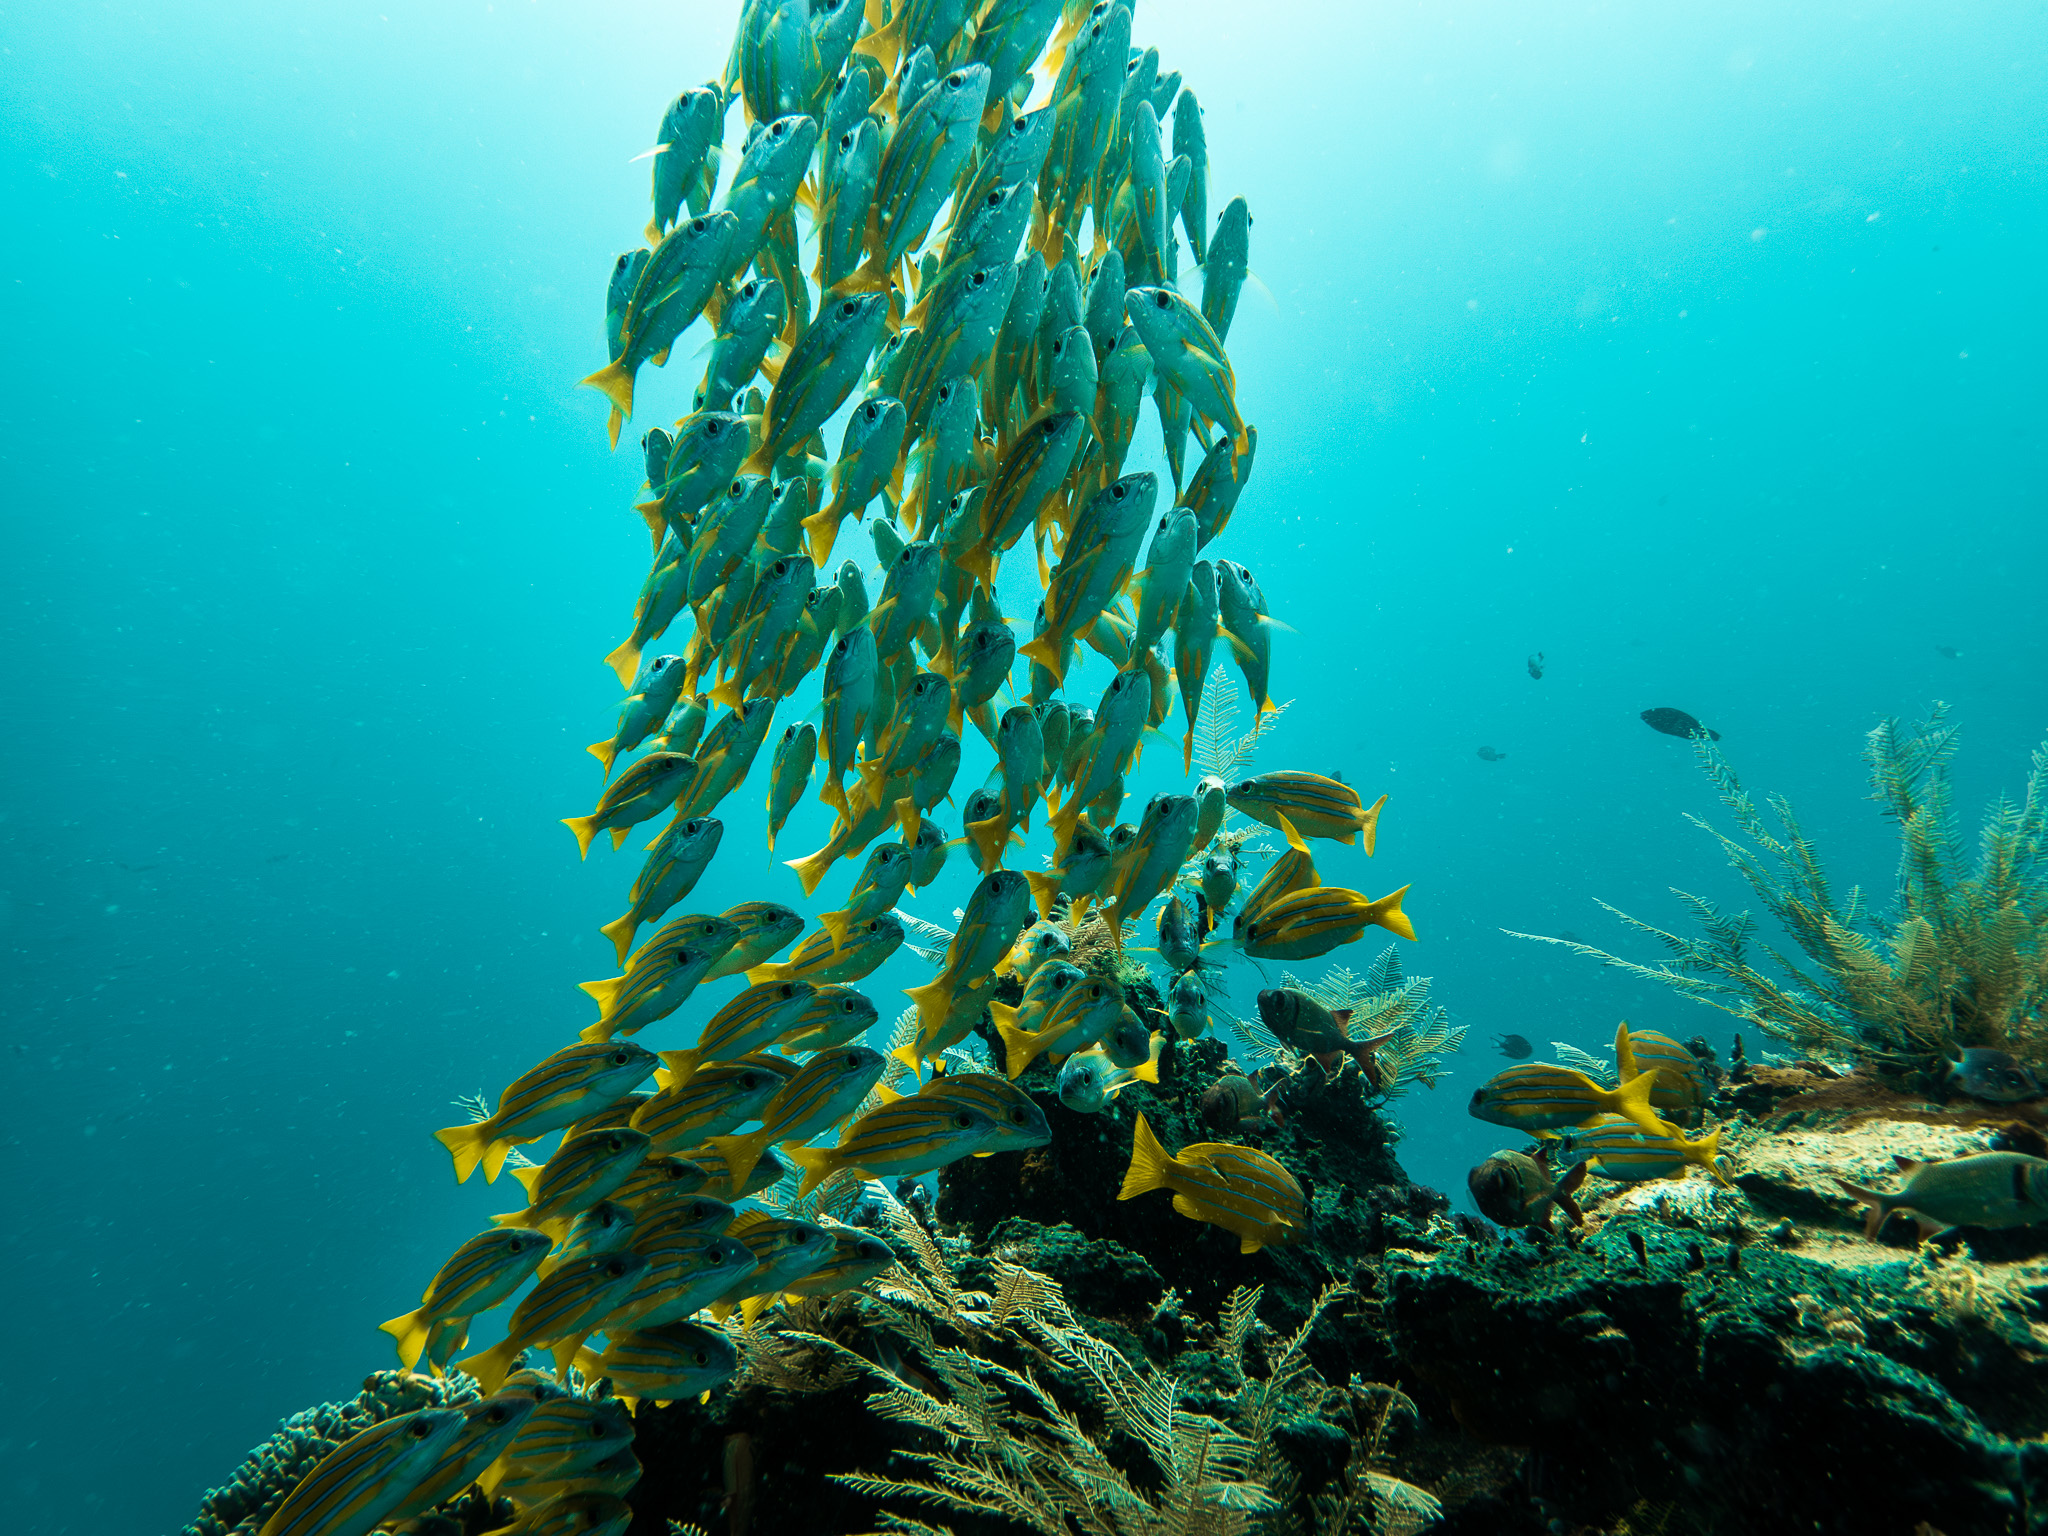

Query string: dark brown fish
[1640,707,1719,741]
[1476,746,1506,762]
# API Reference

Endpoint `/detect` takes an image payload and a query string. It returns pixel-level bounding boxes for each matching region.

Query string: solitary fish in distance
[1640,707,1719,741]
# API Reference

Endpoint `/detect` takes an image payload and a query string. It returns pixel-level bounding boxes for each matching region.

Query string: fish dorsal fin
[1613,1020,1638,1081]
[511,1165,544,1200]
[1331,1008,1353,1035]
[727,1208,770,1237]
[1894,1155,1925,1175]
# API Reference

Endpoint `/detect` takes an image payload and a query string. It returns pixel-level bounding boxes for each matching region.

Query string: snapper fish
[1836,1151,2048,1241]
[777,982,882,1052]
[1057,1037,1163,1113]
[706,901,806,980]
[380,1393,539,1525]
[1238,883,1413,960]
[1613,1021,1712,1117]
[1117,1112,1305,1254]
[435,1042,657,1184]
[1226,771,1386,852]
[1468,1064,1665,1137]
[492,1127,652,1237]
[580,212,738,445]
[746,911,906,986]
[702,1045,889,1189]
[1550,1114,1732,1187]
[561,752,696,859]
[254,1408,468,1536]
[655,979,818,1087]
[896,1071,1055,1153]
[1947,1047,2045,1104]
[377,1228,551,1372]
[456,1251,648,1393]
[537,1200,636,1278]
[712,1211,839,1324]
[602,1230,753,1335]
[478,1396,632,1497]
[1253,988,1397,1079]
[598,815,726,967]
[476,1492,632,1536]
[785,1094,1002,1196]
[630,1061,787,1155]
[576,1321,738,1412]
[589,654,689,778]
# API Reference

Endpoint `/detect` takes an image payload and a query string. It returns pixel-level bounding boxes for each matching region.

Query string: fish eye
[985,190,1002,207]
[485,1405,510,1423]
[1155,291,1172,309]
[588,1420,607,1439]
[703,418,721,435]
[954,1113,973,1128]
[970,271,986,287]
[610,1051,630,1065]
[772,120,787,137]
[840,130,855,149]
[840,300,859,318]
[1111,483,1126,499]
[408,1420,432,1439]
[863,402,880,421]
[695,1349,709,1365]
[947,71,965,86]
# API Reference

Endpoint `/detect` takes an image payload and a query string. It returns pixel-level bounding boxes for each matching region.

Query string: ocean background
[4,1,2043,1530]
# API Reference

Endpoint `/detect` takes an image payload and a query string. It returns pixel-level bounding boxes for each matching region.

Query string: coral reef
[1513,708,2048,1075]
[182,1370,480,1536]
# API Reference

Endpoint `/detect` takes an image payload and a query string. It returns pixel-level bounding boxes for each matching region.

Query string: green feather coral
[1509,705,2048,1073]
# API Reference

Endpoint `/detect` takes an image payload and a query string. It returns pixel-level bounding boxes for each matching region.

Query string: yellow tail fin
[784,1142,834,1198]
[1613,1020,1639,1082]
[578,1020,619,1045]
[1609,1070,1665,1137]
[1131,1032,1165,1085]
[434,1122,490,1184]
[966,813,1012,872]
[993,1009,1043,1080]
[599,915,638,969]
[1016,634,1064,678]
[1117,1113,1173,1201]
[904,977,951,1045]
[606,639,644,689]
[1366,884,1414,942]
[1024,870,1061,921]
[581,359,636,420]
[802,507,843,570]
[378,1307,431,1370]
[889,1041,923,1076]
[706,1131,770,1192]
[657,1048,703,1089]
[785,841,837,898]
[588,738,621,777]
[563,815,600,860]
[456,1339,517,1396]
[580,976,623,1011]
[1358,792,1388,857]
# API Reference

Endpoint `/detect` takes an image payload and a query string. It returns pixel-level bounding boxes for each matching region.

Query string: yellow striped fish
[457,1251,648,1392]
[561,750,695,859]
[1225,771,1388,852]
[255,1407,467,1536]
[574,1321,738,1411]
[434,1043,657,1184]
[1233,835,1319,939]
[901,1072,1053,1153]
[478,1398,632,1498]
[630,1060,785,1156]
[492,1129,650,1236]
[564,1092,651,1136]
[902,867,1034,1051]
[379,1228,551,1370]
[597,815,727,966]
[1614,1021,1712,1116]
[1238,882,1413,960]
[1117,1113,1306,1254]
[783,1097,1001,1196]
[600,1222,750,1334]
[775,983,882,1053]
[577,933,727,1044]
[655,979,818,1087]
[535,1201,635,1280]
[381,1393,538,1522]
[744,911,905,985]
[704,901,807,981]
[711,1211,837,1323]
[776,1228,896,1301]
[993,973,1123,1078]
[1552,1113,1733,1187]
[703,1046,887,1189]
[1468,1065,1665,1136]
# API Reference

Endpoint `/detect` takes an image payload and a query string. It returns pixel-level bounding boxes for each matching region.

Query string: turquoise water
[4,2,2044,1530]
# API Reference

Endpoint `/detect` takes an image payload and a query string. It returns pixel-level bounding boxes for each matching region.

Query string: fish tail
[1024,870,1061,921]
[1553,1161,1590,1227]
[1132,1032,1165,1085]
[1832,1177,1897,1240]
[581,360,636,421]
[577,1019,618,1045]
[706,1132,769,1196]
[966,814,1011,873]
[658,1049,703,1089]
[784,1143,834,1199]
[1695,1126,1735,1188]
[1182,729,1194,775]
[801,507,842,570]
[605,638,644,689]
[1368,884,1414,942]
[1610,1071,1666,1137]
[1016,635,1064,678]
[433,1122,491,1184]
[599,915,638,969]
[579,975,621,1010]
[1118,1112,1172,1201]
[784,840,838,898]
[1359,792,1388,857]
[742,962,789,986]
[563,814,600,860]
[611,826,631,850]
[587,738,622,778]
[904,978,950,1046]
[456,1340,517,1396]
[888,1041,924,1078]
[378,1307,432,1370]
[816,909,854,948]
[991,1004,1035,1079]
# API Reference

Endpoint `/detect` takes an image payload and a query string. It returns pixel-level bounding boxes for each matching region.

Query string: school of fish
[260,6,1430,1530]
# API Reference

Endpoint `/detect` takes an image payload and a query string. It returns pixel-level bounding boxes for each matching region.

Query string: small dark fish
[1641,707,1719,741]
[1935,645,1961,660]
[1526,652,1544,680]
[1467,1146,1585,1230]
[1947,1048,2044,1104]
[1476,746,1506,762]
[1492,1033,1533,1060]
